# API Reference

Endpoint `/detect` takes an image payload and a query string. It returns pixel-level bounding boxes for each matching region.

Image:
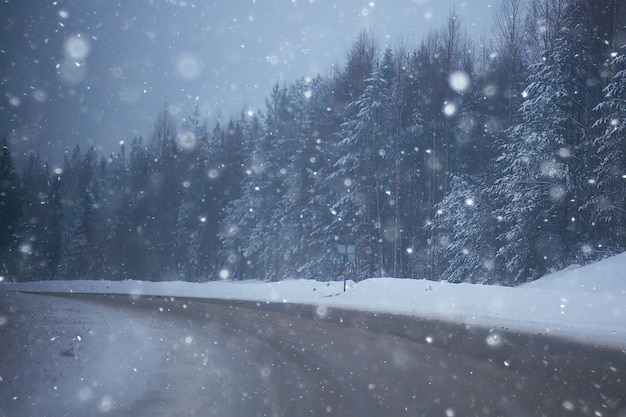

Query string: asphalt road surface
[1,291,625,416]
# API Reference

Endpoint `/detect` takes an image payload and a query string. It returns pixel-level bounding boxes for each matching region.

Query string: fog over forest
[1,0,493,161]
[1,0,625,285]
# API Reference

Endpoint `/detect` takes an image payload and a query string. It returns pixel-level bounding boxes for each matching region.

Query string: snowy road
[1,291,624,416]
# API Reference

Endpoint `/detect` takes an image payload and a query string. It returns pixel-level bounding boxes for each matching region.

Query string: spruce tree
[494,20,587,283]
[329,67,393,279]
[432,175,498,284]
[588,48,626,253]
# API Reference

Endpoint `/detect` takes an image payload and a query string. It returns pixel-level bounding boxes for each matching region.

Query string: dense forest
[1,0,624,284]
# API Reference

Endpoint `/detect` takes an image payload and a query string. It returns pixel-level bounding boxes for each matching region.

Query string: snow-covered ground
[2,252,625,349]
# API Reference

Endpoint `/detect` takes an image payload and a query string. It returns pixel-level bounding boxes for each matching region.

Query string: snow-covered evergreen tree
[494,21,587,283]
[329,66,394,280]
[297,76,346,280]
[229,82,316,279]
[234,84,292,279]
[267,80,319,279]
[218,115,263,279]
[432,176,497,284]
[588,48,626,253]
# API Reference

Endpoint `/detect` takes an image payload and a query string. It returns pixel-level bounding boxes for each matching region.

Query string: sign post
[337,244,355,292]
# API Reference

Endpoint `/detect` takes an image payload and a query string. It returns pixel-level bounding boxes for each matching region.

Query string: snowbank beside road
[331,277,624,348]
[522,251,626,294]
[1,252,625,349]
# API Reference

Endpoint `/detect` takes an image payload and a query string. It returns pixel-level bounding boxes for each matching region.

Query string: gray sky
[0,0,493,163]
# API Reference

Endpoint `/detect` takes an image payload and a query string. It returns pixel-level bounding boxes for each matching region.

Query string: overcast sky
[0,0,494,163]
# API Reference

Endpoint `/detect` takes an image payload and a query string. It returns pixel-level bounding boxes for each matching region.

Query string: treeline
[1,0,624,284]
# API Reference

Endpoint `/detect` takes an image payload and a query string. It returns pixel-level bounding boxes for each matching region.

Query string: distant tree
[127,137,156,278]
[525,0,569,64]
[173,109,230,281]
[174,198,202,280]
[59,146,103,278]
[0,137,22,278]
[46,173,63,278]
[220,126,265,279]
[334,31,378,107]
[101,145,134,279]
[487,0,528,127]
[211,116,250,277]
[215,115,263,279]
[17,153,50,279]
[145,107,182,280]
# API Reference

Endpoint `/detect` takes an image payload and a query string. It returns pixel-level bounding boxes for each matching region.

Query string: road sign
[337,244,355,292]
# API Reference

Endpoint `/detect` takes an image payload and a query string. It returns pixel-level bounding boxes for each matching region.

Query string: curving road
[1,291,625,416]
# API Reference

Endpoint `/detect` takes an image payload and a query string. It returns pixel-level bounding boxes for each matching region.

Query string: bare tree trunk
[613,0,626,49]
[393,112,401,278]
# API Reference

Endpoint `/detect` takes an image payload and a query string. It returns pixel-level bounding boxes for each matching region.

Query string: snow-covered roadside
[0,292,166,415]
[330,277,625,348]
[1,252,625,349]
